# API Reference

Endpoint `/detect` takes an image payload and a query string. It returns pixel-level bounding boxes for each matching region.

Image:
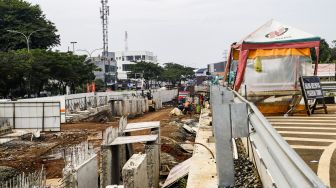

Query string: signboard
[300,76,324,99]
[299,76,327,115]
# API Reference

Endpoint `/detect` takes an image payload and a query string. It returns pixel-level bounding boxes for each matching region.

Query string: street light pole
[70,41,77,53]
[7,29,45,52]
[77,48,103,58]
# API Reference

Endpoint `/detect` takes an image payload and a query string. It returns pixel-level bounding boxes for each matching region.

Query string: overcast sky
[26,0,335,68]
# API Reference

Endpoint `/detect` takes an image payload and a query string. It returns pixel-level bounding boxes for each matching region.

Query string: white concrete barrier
[16,89,177,123]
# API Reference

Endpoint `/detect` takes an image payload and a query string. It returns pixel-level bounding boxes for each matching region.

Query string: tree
[162,63,195,86]
[128,61,163,88]
[128,61,163,80]
[0,0,60,51]
[0,50,99,98]
[0,50,29,97]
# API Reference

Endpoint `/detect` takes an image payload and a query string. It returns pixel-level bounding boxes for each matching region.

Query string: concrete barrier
[16,89,177,123]
[62,142,98,188]
[122,154,149,188]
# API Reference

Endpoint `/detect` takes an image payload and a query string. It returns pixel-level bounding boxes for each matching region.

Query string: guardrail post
[211,87,235,187]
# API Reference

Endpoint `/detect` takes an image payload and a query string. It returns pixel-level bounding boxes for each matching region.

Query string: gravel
[230,139,262,188]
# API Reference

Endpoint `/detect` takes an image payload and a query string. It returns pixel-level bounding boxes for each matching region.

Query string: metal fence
[0,102,61,131]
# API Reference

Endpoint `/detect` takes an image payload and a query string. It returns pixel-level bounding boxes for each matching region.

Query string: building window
[135,55,142,61]
[122,64,132,71]
[105,65,116,72]
[126,56,134,61]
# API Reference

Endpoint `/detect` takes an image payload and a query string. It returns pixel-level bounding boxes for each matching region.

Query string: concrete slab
[75,154,98,188]
[187,109,217,188]
[162,158,192,188]
[110,135,158,145]
[122,154,149,188]
[124,121,160,133]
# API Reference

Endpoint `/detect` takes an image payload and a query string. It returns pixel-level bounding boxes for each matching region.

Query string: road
[267,111,336,188]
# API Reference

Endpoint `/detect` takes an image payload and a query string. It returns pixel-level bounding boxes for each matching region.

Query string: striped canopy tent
[224,19,320,95]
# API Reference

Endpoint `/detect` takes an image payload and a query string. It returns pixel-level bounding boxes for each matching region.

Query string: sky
[26,0,335,68]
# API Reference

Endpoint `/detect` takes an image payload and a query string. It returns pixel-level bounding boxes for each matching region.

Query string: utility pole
[100,0,109,58]
[125,31,128,52]
[100,0,111,86]
[70,41,77,53]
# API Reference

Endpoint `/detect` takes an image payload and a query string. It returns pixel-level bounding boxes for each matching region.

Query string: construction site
[1,0,336,188]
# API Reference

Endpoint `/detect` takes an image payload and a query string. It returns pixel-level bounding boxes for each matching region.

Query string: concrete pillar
[117,101,123,116]
[122,100,127,116]
[145,141,160,188]
[122,154,149,188]
[136,99,142,115]
[145,98,149,112]
[111,145,121,185]
[100,145,123,187]
[100,145,113,188]
[142,99,146,113]
[110,101,116,116]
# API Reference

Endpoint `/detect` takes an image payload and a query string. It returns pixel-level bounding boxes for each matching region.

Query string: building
[194,68,208,85]
[91,52,117,86]
[115,51,157,80]
[207,61,226,75]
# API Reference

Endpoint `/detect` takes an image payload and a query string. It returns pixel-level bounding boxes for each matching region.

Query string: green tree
[162,63,195,86]
[128,61,163,88]
[0,50,99,98]
[128,61,163,80]
[0,50,29,97]
[0,0,60,51]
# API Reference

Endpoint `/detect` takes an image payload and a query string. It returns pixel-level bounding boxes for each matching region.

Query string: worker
[183,100,192,115]
[199,94,204,107]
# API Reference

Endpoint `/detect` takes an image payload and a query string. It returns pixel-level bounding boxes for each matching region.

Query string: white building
[115,51,157,80]
[91,52,117,86]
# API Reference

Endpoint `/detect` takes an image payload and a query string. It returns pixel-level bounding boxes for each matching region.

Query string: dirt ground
[0,106,197,182]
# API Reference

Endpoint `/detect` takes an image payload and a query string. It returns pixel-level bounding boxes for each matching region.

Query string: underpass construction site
[2,19,336,187]
[0,85,335,188]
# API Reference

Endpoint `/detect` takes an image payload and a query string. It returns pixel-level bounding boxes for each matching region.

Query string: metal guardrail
[230,88,327,188]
